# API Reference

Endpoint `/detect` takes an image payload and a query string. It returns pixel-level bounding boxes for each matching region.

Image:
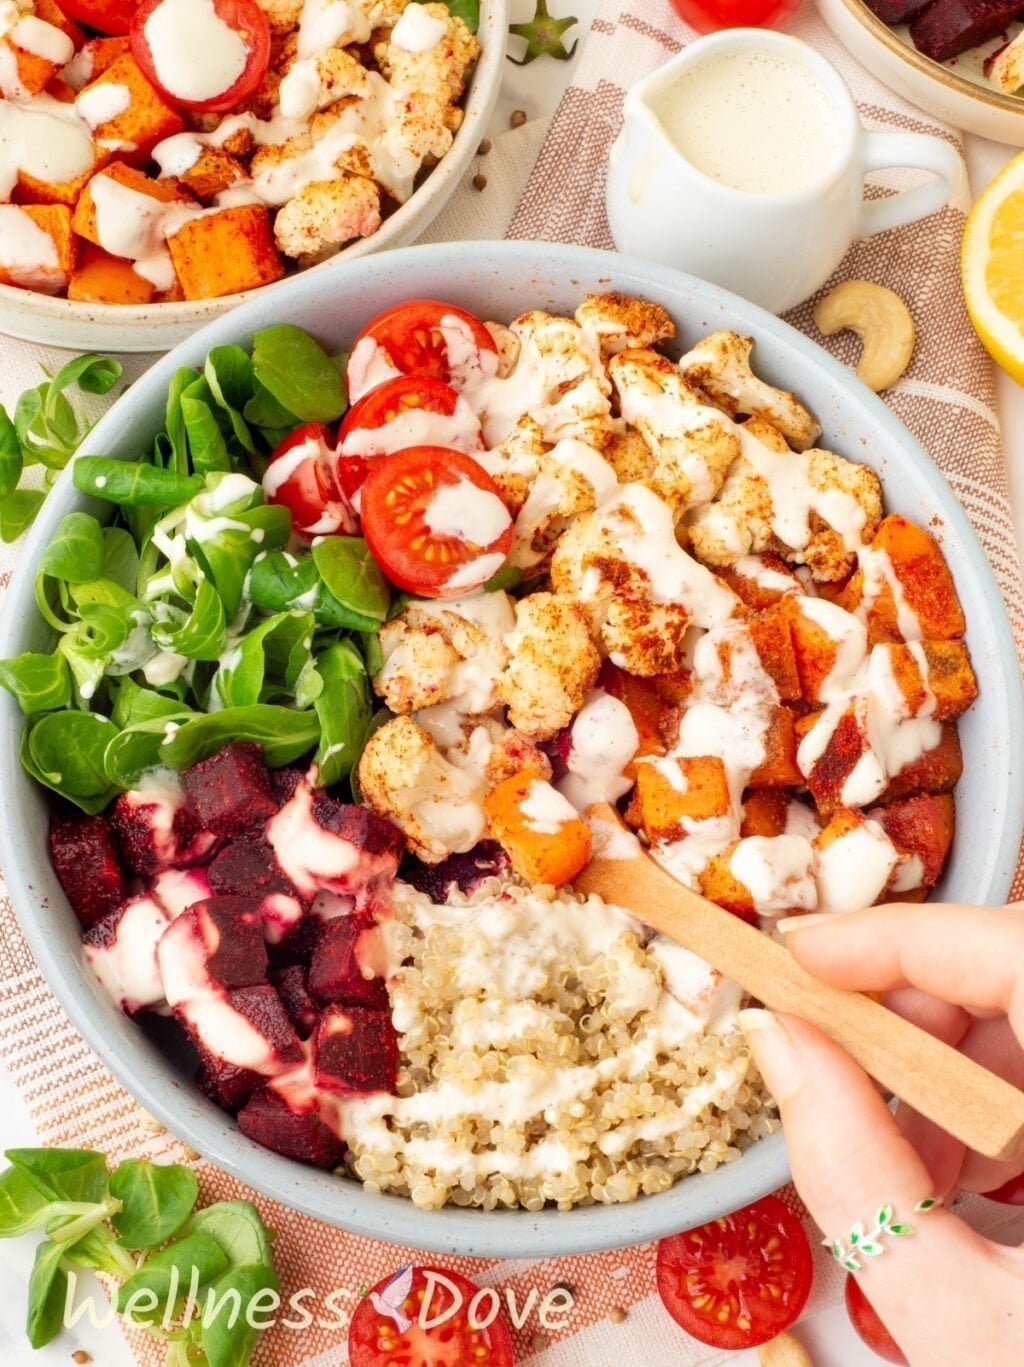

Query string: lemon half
[963,151,1024,384]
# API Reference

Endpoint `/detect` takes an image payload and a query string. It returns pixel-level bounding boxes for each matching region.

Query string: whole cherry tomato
[668,0,801,33]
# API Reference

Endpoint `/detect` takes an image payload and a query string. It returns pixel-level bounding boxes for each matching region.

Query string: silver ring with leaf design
[825,1198,941,1272]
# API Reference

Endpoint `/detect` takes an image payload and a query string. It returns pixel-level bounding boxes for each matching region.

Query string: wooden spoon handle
[577,821,1024,1163]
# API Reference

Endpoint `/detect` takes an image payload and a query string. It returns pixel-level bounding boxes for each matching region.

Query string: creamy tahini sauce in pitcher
[651,48,844,195]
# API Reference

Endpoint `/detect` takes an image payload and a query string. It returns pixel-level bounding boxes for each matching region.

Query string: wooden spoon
[577,803,1024,1163]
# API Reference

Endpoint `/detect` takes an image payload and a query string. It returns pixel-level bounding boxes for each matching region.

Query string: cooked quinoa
[339,881,778,1211]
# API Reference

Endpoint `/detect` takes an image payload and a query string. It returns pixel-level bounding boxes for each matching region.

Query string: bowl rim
[833,0,1024,117]
[0,0,509,333]
[2,239,1021,1257]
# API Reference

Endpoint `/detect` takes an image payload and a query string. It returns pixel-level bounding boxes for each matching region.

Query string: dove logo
[370,1265,414,1333]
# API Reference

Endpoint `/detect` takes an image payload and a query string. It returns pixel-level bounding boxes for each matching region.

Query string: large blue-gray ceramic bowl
[1,242,1021,1257]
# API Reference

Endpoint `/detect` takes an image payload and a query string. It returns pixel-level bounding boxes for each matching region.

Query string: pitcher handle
[857,131,962,238]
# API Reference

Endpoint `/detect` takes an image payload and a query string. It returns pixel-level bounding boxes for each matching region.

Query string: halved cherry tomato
[59,0,137,34]
[262,421,352,539]
[984,1170,1024,1205]
[656,1195,813,1350]
[130,0,270,113]
[335,374,484,502]
[360,447,512,599]
[348,1265,515,1367]
[668,0,801,33]
[844,1275,907,1364]
[347,300,499,402]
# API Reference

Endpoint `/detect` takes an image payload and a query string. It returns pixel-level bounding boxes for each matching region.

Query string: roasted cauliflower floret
[605,426,655,483]
[272,175,381,263]
[418,714,554,787]
[497,592,601,739]
[482,415,547,513]
[374,595,514,716]
[509,439,618,569]
[253,0,303,36]
[376,3,479,103]
[277,47,372,120]
[803,448,883,581]
[610,348,739,516]
[679,331,821,451]
[686,460,774,567]
[358,715,486,862]
[551,484,737,674]
[476,312,614,448]
[686,439,882,582]
[574,292,675,357]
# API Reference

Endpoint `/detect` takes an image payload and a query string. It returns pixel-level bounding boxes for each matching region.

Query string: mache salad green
[0,325,389,814]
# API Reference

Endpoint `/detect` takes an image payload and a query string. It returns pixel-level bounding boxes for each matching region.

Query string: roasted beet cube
[82,894,169,1014]
[183,743,277,838]
[227,984,304,1069]
[208,838,304,944]
[266,781,403,902]
[50,812,128,929]
[109,778,213,876]
[400,841,509,904]
[271,965,319,1039]
[313,1005,398,1095]
[237,1086,344,1168]
[166,897,268,991]
[271,767,306,807]
[195,1046,262,1112]
[873,793,955,887]
[308,915,389,1010]
[310,796,406,865]
[910,0,1022,62]
[151,867,212,919]
[864,0,933,22]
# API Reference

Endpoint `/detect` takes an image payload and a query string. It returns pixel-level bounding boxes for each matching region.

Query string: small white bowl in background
[818,0,1024,144]
[0,0,508,354]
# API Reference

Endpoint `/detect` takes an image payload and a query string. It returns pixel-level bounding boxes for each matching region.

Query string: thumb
[740,1009,1009,1365]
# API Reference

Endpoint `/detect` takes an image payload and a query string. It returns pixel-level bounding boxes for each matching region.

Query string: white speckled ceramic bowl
[1,241,1020,1256]
[818,0,1024,144]
[0,0,507,353]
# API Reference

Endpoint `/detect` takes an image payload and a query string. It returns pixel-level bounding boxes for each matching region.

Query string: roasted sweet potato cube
[784,598,867,703]
[484,771,591,887]
[13,126,107,207]
[750,706,802,788]
[813,809,901,911]
[748,604,801,702]
[838,515,965,643]
[167,205,284,300]
[648,670,692,705]
[174,146,247,202]
[71,161,190,247]
[72,34,131,83]
[598,661,668,772]
[872,793,955,888]
[77,53,184,163]
[883,640,977,721]
[717,553,802,609]
[36,0,85,43]
[5,40,67,96]
[68,243,155,303]
[697,843,762,924]
[0,204,75,292]
[741,789,790,838]
[796,703,882,813]
[632,755,730,843]
[882,722,963,801]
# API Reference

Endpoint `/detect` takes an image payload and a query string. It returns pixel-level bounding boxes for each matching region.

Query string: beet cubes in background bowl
[49,740,402,1172]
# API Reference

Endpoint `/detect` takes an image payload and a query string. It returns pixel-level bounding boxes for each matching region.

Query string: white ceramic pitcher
[606,29,963,314]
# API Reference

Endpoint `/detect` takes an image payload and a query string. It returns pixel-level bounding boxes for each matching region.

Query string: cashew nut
[758,1331,815,1367]
[813,280,915,393]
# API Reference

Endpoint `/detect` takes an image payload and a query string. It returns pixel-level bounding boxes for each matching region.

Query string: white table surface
[1,2,1022,1361]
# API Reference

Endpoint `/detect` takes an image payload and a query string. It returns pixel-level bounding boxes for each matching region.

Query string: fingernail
[738,1009,803,1102]
[777,913,833,934]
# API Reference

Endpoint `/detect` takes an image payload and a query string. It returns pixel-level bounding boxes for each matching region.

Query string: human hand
[739,902,1024,1367]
